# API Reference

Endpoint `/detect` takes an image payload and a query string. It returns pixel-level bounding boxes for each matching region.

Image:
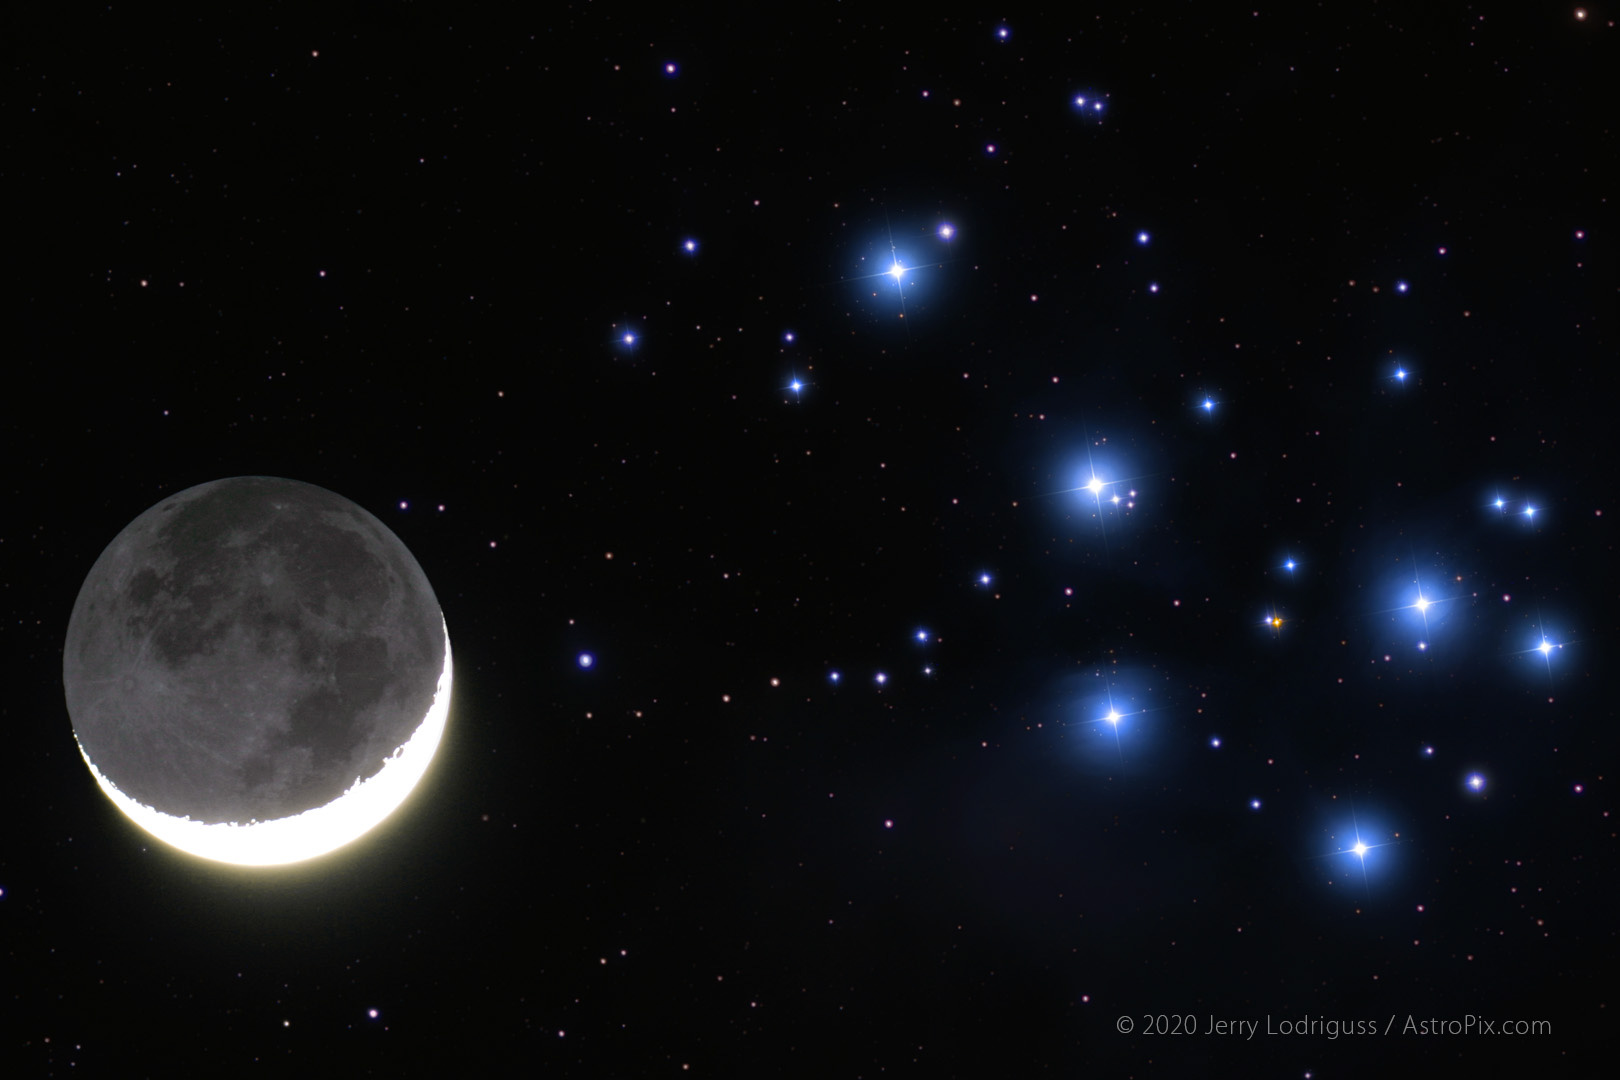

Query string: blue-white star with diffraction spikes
[1513,616,1568,687]
[612,319,641,353]
[1060,667,1171,770]
[842,214,957,327]
[1309,805,1402,895]
[1047,456,1148,517]
[1466,772,1486,794]
[1369,554,1458,650]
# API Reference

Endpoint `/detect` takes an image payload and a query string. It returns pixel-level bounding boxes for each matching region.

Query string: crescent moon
[62,477,453,867]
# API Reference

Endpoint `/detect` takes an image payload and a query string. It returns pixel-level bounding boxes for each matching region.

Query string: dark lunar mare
[63,477,445,824]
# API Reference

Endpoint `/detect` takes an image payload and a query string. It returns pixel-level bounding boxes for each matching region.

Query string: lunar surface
[62,477,452,866]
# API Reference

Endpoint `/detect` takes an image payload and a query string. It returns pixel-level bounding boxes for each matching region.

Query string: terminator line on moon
[62,477,452,867]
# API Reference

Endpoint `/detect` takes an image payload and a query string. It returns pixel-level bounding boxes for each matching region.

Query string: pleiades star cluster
[7,7,1612,1075]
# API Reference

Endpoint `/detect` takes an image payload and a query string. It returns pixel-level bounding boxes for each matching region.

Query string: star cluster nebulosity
[8,7,1612,1076]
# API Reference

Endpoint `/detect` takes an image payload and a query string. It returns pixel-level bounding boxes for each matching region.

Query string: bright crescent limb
[77,620,453,867]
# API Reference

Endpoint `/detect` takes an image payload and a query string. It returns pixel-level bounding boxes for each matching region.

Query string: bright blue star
[664,62,678,76]
[786,376,805,397]
[783,330,796,344]
[829,671,841,684]
[915,629,930,643]
[1284,558,1297,573]
[1148,282,1160,293]
[1395,367,1408,381]
[1395,280,1410,293]
[1136,231,1150,245]
[1516,616,1569,687]
[1250,798,1262,811]
[1405,587,1442,640]
[682,238,698,254]
[845,214,945,327]
[977,572,992,586]
[1523,504,1538,520]
[875,672,888,685]
[996,26,1010,40]
[1210,736,1222,748]
[1061,669,1168,769]
[1466,773,1486,793]
[577,653,594,669]
[1310,807,1401,895]
[1422,745,1435,758]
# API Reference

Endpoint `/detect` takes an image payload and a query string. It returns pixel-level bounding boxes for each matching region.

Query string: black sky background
[5,5,1615,1074]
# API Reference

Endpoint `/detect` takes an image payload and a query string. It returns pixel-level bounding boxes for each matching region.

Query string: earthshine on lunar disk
[62,477,452,866]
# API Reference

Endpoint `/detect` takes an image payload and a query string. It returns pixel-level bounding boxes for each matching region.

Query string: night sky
[7,6,1615,1075]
